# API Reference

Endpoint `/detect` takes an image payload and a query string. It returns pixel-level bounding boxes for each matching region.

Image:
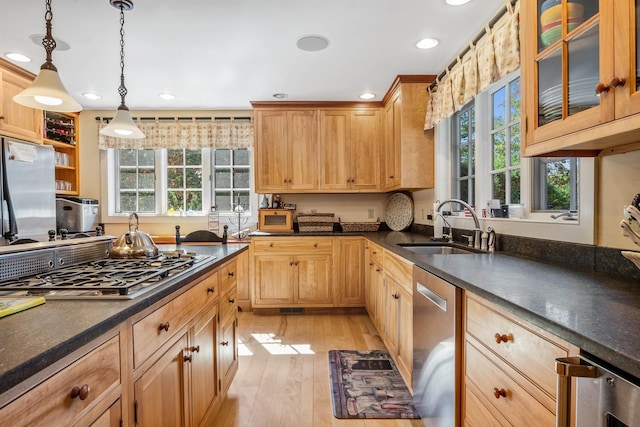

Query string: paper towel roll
[433,202,443,238]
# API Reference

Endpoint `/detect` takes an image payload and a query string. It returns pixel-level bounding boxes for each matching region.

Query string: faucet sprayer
[436,199,483,250]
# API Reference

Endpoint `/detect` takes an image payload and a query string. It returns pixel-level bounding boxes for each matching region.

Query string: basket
[339,220,381,232]
[297,213,334,233]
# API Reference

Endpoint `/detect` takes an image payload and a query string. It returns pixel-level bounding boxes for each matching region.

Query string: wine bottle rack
[44,111,76,145]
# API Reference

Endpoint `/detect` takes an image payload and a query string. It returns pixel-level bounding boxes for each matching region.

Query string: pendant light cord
[117,5,129,110]
[41,0,57,71]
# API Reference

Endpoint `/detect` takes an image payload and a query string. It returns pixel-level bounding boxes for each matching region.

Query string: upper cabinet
[319,108,381,192]
[253,108,319,193]
[381,76,435,190]
[0,59,42,143]
[522,0,640,156]
[43,111,80,195]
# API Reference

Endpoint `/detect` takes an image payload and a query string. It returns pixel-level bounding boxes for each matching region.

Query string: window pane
[139,192,156,212]
[215,191,231,211]
[233,191,250,210]
[139,150,155,166]
[185,150,201,166]
[460,180,469,203]
[185,168,202,188]
[120,169,137,189]
[215,149,231,165]
[168,191,184,211]
[510,78,521,121]
[168,149,184,166]
[459,111,469,143]
[492,130,506,170]
[139,168,155,188]
[120,192,137,212]
[510,169,521,204]
[234,168,250,188]
[510,124,521,167]
[492,86,506,130]
[119,150,136,166]
[492,172,506,204]
[167,168,184,188]
[186,191,202,211]
[546,159,572,210]
[460,144,469,176]
[215,170,231,188]
[234,149,250,165]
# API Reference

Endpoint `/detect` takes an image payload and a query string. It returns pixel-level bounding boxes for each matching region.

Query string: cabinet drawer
[220,258,238,296]
[133,270,219,368]
[1,335,120,426]
[464,385,507,427]
[367,241,383,264]
[220,286,238,323]
[465,341,555,427]
[465,295,572,397]
[253,237,333,254]
[383,251,412,292]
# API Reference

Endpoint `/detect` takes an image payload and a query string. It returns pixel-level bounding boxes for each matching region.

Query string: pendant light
[13,0,82,112]
[100,0,145,139]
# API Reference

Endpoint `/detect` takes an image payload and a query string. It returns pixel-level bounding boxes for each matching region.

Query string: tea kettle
[110,212,159,258]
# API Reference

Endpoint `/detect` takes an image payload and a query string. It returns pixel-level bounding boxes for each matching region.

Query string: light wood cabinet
[253,108,319,192]
[219,257,239,394]
[521,0,640,156]
[44,111,80,195]
[463,292,579,426]
[235,249,250,311]
[381,76,435,190]
[252,236,334,308]
[0,58,42,143]
[319,109,381,191]
[337,237,365,306]
[0,334,121,426]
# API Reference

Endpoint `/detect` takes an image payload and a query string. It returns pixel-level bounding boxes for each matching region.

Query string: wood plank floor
[213,311,423,427]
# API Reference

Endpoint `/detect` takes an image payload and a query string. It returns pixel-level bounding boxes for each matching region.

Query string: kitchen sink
[397,244,475,255]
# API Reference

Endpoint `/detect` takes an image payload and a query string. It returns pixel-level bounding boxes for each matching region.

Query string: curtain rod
[427,0,518,92]
[95,116,252,122]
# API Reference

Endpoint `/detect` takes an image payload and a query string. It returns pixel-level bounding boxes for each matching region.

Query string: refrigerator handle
[1,144,17,241]
[555,357,596,427]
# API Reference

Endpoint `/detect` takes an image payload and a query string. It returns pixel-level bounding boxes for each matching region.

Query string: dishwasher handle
[555,357,597,427]
[417,282,447,312]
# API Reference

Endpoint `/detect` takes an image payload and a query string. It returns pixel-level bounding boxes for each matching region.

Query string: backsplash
[410,224,640,282]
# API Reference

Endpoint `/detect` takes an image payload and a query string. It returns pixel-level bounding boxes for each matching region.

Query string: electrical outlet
[368,209,374,219]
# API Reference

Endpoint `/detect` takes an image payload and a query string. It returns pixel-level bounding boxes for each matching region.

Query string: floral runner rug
[328,349,420,419]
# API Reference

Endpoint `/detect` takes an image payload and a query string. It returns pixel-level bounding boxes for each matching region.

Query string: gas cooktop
[0,252,214,299]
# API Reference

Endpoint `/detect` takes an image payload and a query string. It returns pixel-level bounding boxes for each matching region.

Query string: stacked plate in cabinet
[539,1,585,48]
[539,76,599,122]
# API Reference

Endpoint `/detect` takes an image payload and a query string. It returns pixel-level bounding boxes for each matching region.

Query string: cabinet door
[220,316,238,393]
[296,254,333,304]
[254,255,295,305]
[235,250,250,306]
[254,110,288,192]
[384,278,400,357]
[0,64,43,142]
[134,333,190,427]
[396,284,413,387]
[373,264,386,333]
[350,110,380,190]
[612,0,640,118]
[319,110,350,190]
[365,254,377,318]
[287,110,319,191]
[338,237,365,306]
[83,398,121,427]
[190,304,220,427]
[384,92,401,189]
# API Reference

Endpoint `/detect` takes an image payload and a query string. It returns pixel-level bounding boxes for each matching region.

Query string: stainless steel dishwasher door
[413,265,461,427]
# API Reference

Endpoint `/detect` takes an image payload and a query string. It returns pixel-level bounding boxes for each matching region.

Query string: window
[533,158,579,211]
[490,77,521,205]
[113,148,252,215]
[452,101,476,206]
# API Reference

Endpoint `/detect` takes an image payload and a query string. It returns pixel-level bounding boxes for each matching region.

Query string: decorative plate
[384,193,414,231]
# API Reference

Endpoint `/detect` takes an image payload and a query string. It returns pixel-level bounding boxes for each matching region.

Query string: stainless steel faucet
[436,199,482,250]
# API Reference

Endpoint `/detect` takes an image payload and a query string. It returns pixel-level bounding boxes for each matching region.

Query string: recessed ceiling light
[5,52,31,62]
[416,38,439,49]
[159,93,176,100]
[359,92,376,100]
[273,93,288,99]
[446,0,472,5]
[82,92,102,100]
[29,34,71,51]
[296,35,330,52]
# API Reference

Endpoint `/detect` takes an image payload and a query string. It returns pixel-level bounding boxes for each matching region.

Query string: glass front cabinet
[521,0,640,156]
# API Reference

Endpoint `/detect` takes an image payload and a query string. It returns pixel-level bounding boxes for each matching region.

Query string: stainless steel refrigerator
[0,137,56,244]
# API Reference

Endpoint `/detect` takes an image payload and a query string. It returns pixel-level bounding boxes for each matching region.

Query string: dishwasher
[413,265,462,427]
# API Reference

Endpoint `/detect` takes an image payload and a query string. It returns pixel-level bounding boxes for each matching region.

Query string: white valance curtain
[97,118,254,150]
[424,0,520,130]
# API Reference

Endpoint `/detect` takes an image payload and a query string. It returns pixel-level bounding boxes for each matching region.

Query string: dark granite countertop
[0,243,248,397]
[366,232,640,380]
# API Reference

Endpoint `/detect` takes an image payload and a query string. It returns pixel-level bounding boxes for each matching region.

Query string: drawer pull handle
[495,333,510,344]
[270,243,274,247]
[314,243,318,248]
[610,77,626,88]
[493,387,507,399]
[228,271,234,277]
[229,298,235,304]
[207,287,215,294]
[221,341,229,346]
[190,345,200,353]
[184,354,193,363]
[595,82,610,95]
[159,322,170,332]
[392,293,400,299]
[70,384,90,400]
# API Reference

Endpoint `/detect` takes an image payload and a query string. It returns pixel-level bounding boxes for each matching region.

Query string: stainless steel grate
[0,251,56,281]
[56,241,111,267]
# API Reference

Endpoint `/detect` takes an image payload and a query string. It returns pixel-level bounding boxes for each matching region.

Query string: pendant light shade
[13,0,82,112]
[100,0,144,140]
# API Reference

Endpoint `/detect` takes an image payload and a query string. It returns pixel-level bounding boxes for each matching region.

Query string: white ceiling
[0,0,507,111]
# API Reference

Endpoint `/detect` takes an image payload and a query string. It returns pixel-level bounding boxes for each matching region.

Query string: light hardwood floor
[213,311,423,427]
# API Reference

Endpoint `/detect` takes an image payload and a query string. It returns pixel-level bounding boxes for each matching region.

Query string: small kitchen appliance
[56,196,99,233]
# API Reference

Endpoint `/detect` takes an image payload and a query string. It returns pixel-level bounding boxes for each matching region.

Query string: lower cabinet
[463,292,579,427]
[337,237,365,306]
